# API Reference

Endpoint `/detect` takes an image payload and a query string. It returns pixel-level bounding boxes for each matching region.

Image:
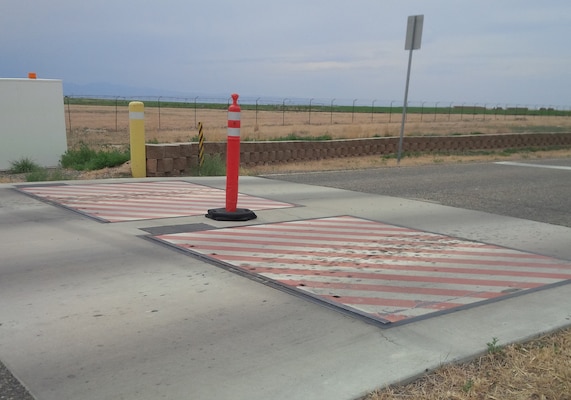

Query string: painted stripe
[248,266,547,289]
[267,274,513,294]
[161,229,508,249]
[129,111,144,120]
[276,279,502,299]
[165,236,548,260]
[171,246,571,276]
[227,127,241,137]
[320,294,465,310]
[218,260,561,285]
[172,224,524,247]
[228,111,241,121]
[495,161,571,171]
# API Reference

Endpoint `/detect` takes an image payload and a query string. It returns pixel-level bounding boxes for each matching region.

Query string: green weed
[9,157,42,173]
[487,337,503,354]
[61,144,130,171]
[462,378,474,393]
[270,133,332,141]
[25,168,69,182]
[509,125,569,133]
[381,151,421,160]
[194,154,225,176]
[498,146,562,156]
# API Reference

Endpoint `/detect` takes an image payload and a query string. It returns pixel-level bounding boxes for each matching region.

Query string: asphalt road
[268,158,571,228]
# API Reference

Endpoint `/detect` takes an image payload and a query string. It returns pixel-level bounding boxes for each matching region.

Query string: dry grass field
[65,104,571,149]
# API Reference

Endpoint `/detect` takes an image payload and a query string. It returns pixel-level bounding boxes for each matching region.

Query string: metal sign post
[398,14,424,164]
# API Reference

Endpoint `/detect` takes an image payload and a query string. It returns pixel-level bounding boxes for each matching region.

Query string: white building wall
[0,78,67,170]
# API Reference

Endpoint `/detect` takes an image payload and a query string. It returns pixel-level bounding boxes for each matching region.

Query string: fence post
[330,98,335,124]
[129,101,146,178]
[157,96,162,132]
[256,97,260,126]
[309,98,313,125]
[389,100,395,123]
[65,96,72,135]
[433,101,440,122]
[192,96,198,127]
[115,96,120,132]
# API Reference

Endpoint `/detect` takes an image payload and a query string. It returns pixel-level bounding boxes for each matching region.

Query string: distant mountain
[63,82,192,98]
[61,82,354,106]
[63,82,283,104]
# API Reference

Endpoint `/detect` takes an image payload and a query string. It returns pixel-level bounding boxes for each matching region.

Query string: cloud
[1,0,570,105]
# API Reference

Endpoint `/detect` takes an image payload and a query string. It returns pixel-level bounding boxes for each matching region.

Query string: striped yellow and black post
[197,122,205,167]
[129,101,146,178]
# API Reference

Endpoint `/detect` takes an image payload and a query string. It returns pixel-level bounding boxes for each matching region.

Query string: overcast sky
[2,0,570,106]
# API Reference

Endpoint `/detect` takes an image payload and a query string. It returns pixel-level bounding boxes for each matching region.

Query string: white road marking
[495,161,571,171]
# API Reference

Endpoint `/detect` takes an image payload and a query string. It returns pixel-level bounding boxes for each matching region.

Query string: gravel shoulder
[0,361,34,400]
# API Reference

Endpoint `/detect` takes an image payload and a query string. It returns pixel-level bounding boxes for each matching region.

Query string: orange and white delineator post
[226,93,241,212]
[206,93,256,221]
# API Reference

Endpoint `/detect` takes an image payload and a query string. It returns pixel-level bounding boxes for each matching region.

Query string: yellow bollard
[129,101,146,178]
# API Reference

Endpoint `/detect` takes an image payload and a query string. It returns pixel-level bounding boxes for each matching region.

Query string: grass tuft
[9,157,42,173]
[270,133,333,141]
[25,168,69,182]
[61,144,130,171]
[486,337,503,354]
[194,154,226,176]
[381,151,422,160]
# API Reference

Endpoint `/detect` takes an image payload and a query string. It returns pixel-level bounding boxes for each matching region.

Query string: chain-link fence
[63,95,571,149]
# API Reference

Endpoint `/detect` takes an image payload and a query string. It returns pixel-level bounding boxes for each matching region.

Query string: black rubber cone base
[206,208,257,221]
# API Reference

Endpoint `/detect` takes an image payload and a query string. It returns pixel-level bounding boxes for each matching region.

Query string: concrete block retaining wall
[145,132,571,177]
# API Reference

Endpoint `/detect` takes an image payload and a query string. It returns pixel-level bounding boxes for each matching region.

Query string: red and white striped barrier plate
[18,181,294,222]
[155,215,571,326]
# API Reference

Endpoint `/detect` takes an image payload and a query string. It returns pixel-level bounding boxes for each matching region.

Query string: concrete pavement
[1,176,570,400]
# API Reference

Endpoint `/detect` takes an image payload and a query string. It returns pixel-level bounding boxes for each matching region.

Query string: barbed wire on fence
[64,94,571,109]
